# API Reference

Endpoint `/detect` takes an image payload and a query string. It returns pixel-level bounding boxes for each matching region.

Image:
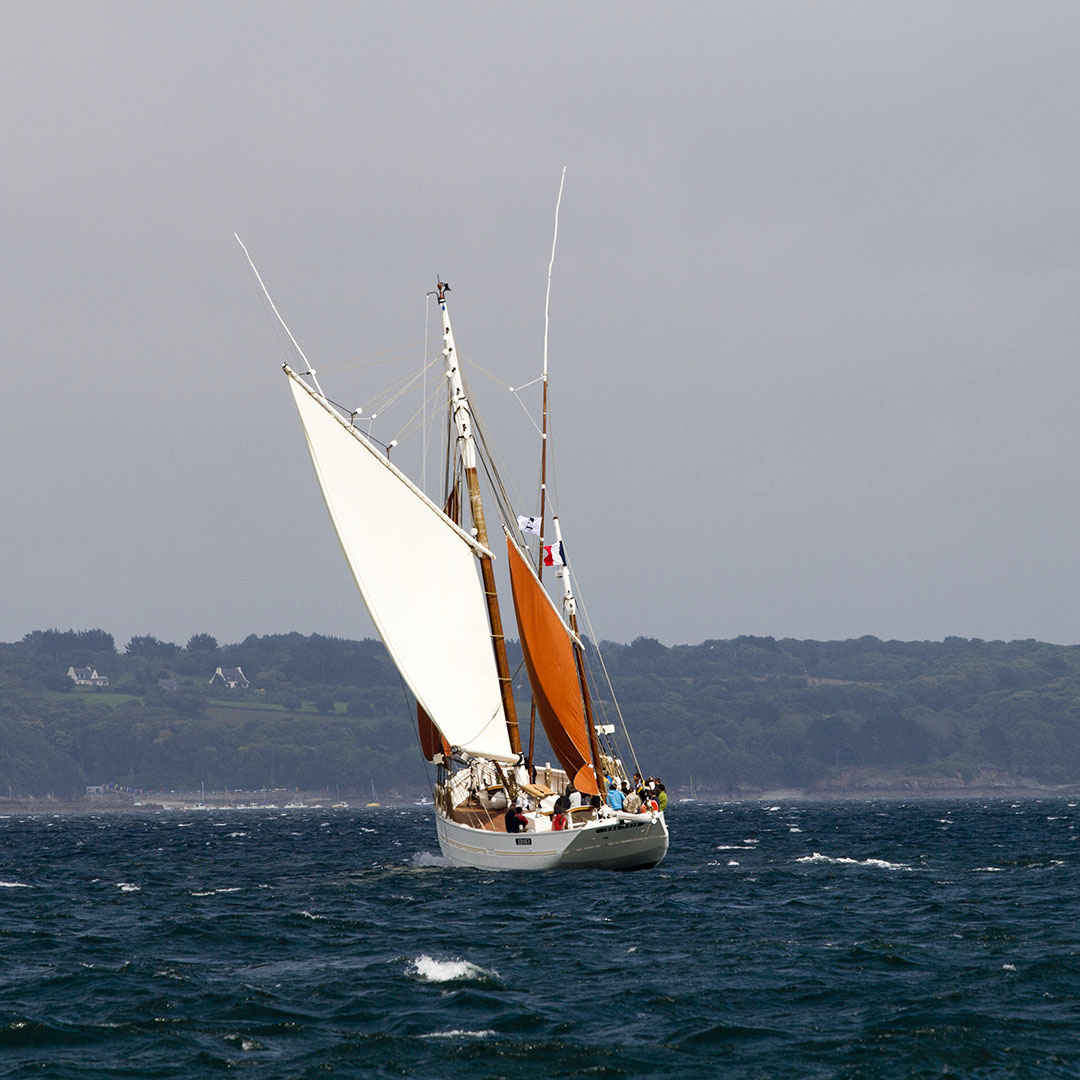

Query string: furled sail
[506,538,600,795]
[286,368,514,762]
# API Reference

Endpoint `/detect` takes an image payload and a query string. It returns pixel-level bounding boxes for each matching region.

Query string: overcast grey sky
[3,1,1080,650]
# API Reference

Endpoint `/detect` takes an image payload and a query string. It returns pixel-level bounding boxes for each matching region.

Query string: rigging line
[234,234,324,398]
[401,673,437,800]
[510,391,544,439]
[574,582,643,778]
[389,380,450,449]
[353,355,442,426]
[317,345,429,373]
[461,355,517,390]
[347,338,428,362]
[460,369,521,527]
[368,354,442,413]
[306,340,431,374]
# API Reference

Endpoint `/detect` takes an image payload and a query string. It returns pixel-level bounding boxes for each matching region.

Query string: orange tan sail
[506,538,600,796]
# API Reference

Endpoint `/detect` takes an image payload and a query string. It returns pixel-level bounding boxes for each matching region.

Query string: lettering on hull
[594,820,645,835]
[515,837,532,846]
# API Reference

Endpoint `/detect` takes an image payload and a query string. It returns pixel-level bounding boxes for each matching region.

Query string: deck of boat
[450,801,508,832]
[449,800,599,833]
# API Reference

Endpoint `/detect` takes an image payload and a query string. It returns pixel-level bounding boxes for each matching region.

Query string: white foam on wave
[116,882,141,892]
[407,955,496,983]
[411,851,451,868]
[421,1029,495,1039]
[0,880,30,888]
[797,853,912,871]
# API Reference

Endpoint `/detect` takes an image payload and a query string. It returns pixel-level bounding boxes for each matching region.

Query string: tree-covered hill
[3,629,1080,800]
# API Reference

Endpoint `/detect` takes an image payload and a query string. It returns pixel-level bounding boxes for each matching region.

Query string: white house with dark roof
[209,666,249,689]
[67,666,109,687]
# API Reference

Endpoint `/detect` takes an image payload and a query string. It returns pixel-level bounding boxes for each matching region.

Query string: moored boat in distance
[242,231,668,870]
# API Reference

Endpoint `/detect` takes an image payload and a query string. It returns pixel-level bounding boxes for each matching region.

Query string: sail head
[287,369,514,762]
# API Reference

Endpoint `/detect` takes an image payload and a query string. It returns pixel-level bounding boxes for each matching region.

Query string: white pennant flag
[517,514,542,536]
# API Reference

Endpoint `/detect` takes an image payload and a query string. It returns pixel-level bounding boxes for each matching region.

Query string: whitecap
[728,860,740,866]
[797,853,912,871]
[411,851,450,868]
[0,880,30,888]
[407,955,496,983]
[789,827,802,833]
[1002,963,1017,971]
[972,866,1005,872]
[300,910,325,920]
[116,882,141,892]
[224,1033,266,1051]
[421,1030,495,1039]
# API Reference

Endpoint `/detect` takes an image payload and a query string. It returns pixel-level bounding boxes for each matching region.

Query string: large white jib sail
[286,367,515,762]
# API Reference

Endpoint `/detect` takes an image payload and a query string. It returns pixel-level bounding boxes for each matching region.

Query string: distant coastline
[4,777,1079,815]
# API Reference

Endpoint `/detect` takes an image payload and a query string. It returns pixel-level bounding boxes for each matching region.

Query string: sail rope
[315,340,429,373]
[571,580,643,780]
[400,673,438,802]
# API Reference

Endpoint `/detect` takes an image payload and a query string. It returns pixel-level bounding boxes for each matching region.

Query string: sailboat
[268,264,667,870]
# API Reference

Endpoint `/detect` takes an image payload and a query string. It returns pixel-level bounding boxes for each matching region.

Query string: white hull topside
[435,809,669,871]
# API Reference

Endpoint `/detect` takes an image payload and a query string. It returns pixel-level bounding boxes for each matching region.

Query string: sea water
[1,800,1078,1078]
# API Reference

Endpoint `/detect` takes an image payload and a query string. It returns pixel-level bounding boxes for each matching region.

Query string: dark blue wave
[1,800,1079,1078]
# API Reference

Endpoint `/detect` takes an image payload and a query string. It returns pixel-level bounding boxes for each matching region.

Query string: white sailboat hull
[435,810,669,871]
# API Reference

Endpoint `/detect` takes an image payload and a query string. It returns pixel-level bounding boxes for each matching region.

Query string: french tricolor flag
[542,541,566,567]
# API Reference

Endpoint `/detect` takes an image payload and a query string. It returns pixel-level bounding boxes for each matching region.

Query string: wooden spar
[437,282,521,756]
[528,168,565,781]
[466,464,521,754]
[550,515,606,792]
[527,328,550,779]
[572,627,605,790]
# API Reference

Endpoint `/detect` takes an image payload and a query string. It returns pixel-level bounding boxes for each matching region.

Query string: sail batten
[286,368,514,762]
[506,538,600,795]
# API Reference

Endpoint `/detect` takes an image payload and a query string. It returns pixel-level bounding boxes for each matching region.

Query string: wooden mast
[550,516,606,792]
[528,166,565,780]
[436,282,521,755]
[526,357,549,779]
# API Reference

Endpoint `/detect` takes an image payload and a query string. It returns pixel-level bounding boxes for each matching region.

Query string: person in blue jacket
[606,779,625,811]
